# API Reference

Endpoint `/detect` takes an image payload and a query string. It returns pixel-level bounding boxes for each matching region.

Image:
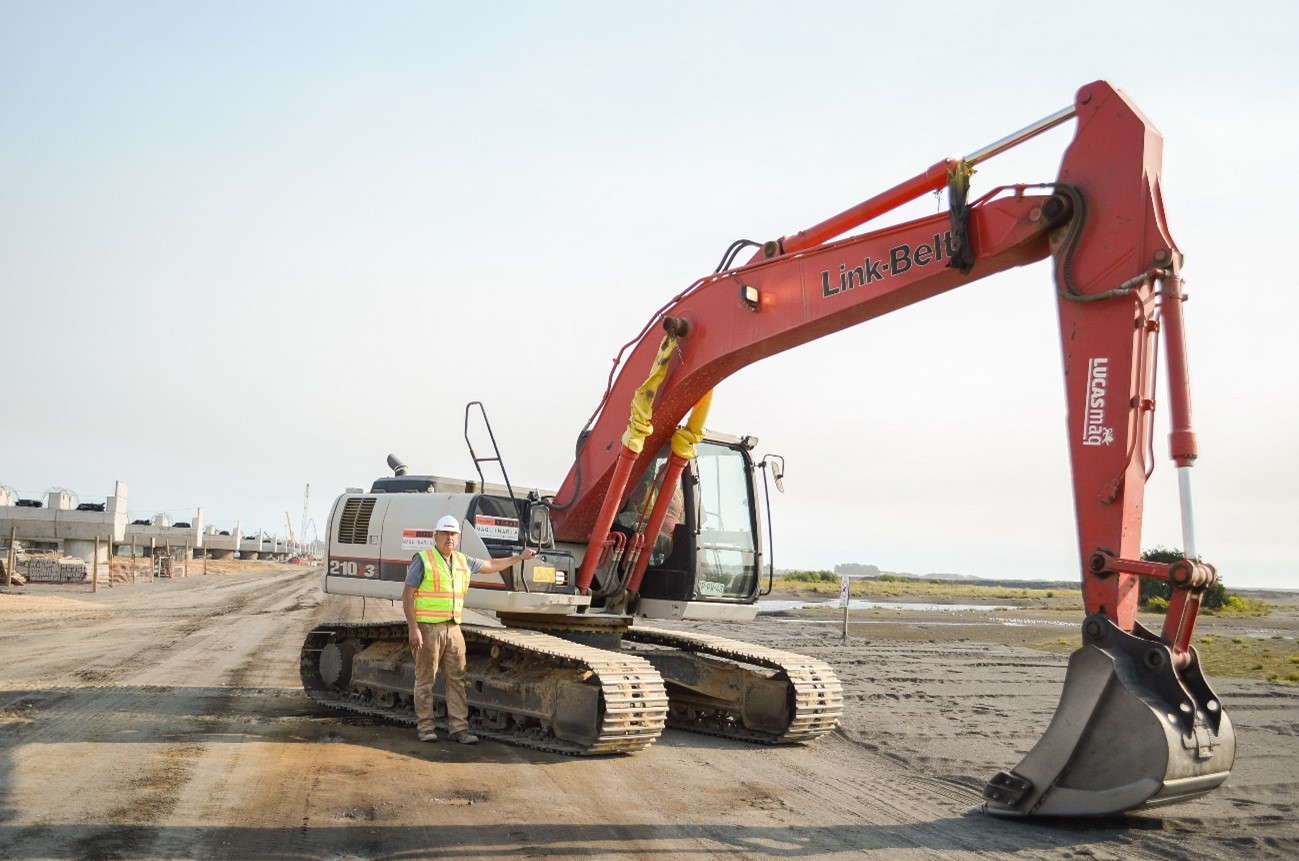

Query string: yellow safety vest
[413,548,471,624]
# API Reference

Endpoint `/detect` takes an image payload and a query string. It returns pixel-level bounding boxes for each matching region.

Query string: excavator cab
[621,435,764,619]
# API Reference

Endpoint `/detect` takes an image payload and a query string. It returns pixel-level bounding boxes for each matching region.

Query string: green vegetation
[1028,629,1298,685]
[770,571,1078,608]
[777,552,1267,617]
[773,562,1292,684]
[1192,637,1294,684]
[780,570,838,584]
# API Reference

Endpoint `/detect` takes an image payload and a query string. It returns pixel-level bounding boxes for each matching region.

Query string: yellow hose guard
[620,331,679,454]
[670,390,712,459]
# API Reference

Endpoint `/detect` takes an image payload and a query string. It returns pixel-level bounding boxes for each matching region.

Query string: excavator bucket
[982,614,1235,817]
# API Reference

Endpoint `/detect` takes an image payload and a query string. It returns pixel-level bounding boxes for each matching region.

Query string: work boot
[418,730,438,743]
[452,732,478,745]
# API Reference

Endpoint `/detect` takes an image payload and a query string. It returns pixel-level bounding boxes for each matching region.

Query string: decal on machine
[474,515,520,541]
[401,529,437,551]
[1082,357,1114,446]
[821,231,956,297]
[328,558,378,578]
[698,580,726,597]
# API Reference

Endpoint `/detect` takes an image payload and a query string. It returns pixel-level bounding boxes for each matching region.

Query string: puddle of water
[992,617,1076,628]
[758,599,1017,613]
[771,618,1006,626]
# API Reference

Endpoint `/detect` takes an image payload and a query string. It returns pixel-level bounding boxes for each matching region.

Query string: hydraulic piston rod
[763,102,1077,258]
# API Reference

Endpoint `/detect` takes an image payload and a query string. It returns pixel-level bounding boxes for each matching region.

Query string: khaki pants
[413,621,469,735]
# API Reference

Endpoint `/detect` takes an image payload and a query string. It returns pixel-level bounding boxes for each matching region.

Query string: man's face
[435,530,459,552]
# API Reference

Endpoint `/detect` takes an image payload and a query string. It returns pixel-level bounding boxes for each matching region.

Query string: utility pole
[300,483,310,559]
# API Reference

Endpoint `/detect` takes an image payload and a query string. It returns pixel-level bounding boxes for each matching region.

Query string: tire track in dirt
[663,620,1239,861]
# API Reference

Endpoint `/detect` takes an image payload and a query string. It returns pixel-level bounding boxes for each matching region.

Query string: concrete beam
[0,482,128,543]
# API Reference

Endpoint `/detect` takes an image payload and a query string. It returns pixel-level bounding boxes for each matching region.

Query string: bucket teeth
[983,770,1033,807]
[983,615,1235,818]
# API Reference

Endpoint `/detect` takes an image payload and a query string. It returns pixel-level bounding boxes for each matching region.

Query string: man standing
[402,514,537,744]
[617,463,685,566]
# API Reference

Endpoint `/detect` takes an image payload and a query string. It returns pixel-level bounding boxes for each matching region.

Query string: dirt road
[2,564,1296,860]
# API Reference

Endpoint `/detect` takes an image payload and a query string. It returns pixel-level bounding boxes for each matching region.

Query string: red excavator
[302,80,1234,818]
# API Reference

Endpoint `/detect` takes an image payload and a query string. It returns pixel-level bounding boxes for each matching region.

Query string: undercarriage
[300,618,843,753]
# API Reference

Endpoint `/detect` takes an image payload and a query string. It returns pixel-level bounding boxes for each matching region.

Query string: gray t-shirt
[405,551,486,587]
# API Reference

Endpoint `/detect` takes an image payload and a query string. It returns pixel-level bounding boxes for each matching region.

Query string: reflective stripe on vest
[413,548,470,624]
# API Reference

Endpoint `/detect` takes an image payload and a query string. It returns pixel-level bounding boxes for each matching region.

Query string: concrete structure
[121,510,205,557]
[238,530,272,559]
[201,523,242,559]
[2,481,286,571]
[0,483,128,565]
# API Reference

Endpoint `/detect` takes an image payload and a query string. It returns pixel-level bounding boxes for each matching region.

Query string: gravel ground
[1,564,1295,860]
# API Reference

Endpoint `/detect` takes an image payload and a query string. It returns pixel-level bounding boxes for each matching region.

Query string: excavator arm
[551,80,1234,816]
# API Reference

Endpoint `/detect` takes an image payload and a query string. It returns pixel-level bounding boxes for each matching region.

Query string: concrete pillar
[64,539,109,565]
[107,482,128,543]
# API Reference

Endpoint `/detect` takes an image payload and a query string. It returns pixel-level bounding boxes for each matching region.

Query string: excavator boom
[549,195,1056,542]
[550,80,1234,816]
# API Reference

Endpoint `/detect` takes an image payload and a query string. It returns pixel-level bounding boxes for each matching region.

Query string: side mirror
[528,503,554,547]
[760,454,786,494]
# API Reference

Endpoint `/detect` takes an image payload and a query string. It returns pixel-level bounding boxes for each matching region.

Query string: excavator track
[622,626,843,743]
[300,621,668,755]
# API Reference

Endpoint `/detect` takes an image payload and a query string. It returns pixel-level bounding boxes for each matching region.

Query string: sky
[2,2,1296,589]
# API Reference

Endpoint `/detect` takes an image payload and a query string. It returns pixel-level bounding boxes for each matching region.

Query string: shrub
[783,570,837,583]
[1203,594,1268,617]
[1139,546,1232,611]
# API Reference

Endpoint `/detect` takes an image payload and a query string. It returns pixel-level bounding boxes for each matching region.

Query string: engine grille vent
[337,497,376,544]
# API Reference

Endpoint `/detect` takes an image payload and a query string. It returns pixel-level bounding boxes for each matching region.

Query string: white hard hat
[435,515,460,534]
